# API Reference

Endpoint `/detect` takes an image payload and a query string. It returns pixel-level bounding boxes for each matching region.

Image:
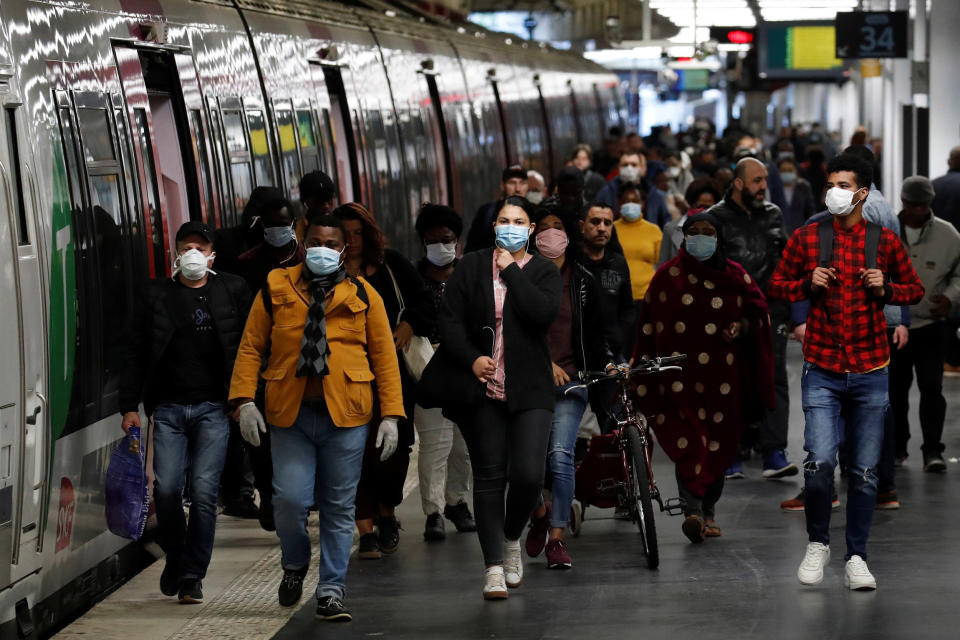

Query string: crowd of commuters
[118,116,960,621]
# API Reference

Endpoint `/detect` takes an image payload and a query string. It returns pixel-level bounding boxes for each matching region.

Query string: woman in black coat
[435,196,561,600]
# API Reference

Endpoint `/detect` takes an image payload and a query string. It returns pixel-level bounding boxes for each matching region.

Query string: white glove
[237,402,266,447]
[376,418,399,461]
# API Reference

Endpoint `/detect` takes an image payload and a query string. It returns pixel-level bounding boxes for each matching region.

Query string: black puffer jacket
[706,191,787,292]
[119,272,251,415]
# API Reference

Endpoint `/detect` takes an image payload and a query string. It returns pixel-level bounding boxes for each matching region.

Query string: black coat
[433,248,562,414]
[706,193,787,292]
[567,260,616,372]
[119,272,251,415]
[581,250,635,361]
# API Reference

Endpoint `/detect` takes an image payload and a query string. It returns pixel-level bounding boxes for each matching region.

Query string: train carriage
[0,1,624,636]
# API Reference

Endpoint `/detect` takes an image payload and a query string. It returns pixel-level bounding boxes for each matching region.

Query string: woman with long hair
[333,202,429,559]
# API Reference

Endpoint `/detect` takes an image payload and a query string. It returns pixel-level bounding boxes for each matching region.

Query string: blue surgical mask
[620,202,643,222]
[780,172,797,184]
[494,224,530,252]
[304,246,343,275]
[685,234,718,261]
[264,224,294,248]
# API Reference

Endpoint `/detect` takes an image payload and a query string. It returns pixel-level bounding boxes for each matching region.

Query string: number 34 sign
[836,11,908,59]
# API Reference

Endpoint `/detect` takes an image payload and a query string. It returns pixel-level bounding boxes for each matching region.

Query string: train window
[275,106,301,201]
[189,110,216,226]
[297,109,321,175]
[221,109,253,211]
[57,108,86,206]
[4,107,30,245]
[207,105,234,226]
[246,110,274,186]
[76,108,116,163]
[134,109,165,275]
[231,162,253,212]
[223,110,248,154]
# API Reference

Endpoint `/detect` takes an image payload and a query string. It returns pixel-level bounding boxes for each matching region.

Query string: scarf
[296,266,347,377]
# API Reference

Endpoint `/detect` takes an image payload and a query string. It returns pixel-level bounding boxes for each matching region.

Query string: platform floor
[58,344,960,639]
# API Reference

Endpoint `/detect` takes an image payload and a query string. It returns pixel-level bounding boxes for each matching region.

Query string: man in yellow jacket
[229,214,404,622]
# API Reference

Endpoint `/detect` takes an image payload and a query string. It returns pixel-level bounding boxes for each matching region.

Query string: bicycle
[569,355,688,569]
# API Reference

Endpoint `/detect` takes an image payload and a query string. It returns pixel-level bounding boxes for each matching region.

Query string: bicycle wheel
[626,423,659,569]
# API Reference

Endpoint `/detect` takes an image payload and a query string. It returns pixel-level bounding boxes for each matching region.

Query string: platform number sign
[836,11,908,59]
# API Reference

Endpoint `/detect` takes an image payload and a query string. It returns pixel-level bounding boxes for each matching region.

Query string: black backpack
[817,218,882,270]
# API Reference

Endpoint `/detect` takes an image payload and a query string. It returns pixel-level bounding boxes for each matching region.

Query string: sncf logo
[55,477,76,552]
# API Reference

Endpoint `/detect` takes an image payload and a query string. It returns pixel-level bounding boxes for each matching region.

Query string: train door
[419,63,453,206]
[0,91,49,585]
[308,61,362,205]
[113,44,217,273]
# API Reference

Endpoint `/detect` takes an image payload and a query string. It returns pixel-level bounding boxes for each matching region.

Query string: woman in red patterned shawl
[632,211,774,543]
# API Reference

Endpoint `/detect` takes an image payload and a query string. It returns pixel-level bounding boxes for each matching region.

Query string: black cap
[556,166,584,185]
[299,170,337,202]
[502,164,527,182]
[175,220,215,244]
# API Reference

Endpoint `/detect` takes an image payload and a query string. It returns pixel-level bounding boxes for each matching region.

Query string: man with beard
[706,157,794,480]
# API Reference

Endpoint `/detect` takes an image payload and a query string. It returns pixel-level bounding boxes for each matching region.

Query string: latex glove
[237,402,266,447]
[376,417,399,461]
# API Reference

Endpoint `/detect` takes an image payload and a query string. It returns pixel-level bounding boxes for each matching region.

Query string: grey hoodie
[900,212,960,329]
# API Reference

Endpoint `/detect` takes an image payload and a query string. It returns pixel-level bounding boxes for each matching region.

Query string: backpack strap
[864,221,881,270]
[817,218,834,268]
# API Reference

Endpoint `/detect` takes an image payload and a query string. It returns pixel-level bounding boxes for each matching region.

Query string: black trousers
[759,301,790,455]
[890,323,948,456]
[458,398,552,565]
[676,467,725,520]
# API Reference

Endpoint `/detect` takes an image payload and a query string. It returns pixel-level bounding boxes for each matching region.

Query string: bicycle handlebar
[579,355,688,383]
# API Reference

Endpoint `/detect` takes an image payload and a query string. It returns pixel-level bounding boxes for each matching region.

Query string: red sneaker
[524,503,551,558]
[545,539,572,569]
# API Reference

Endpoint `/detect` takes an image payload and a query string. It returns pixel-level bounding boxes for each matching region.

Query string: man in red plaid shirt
[768,153,923,592]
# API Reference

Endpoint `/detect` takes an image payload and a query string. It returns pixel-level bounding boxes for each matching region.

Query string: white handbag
[385,264,435,381]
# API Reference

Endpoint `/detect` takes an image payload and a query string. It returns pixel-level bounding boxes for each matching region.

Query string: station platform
[56,345,960,639]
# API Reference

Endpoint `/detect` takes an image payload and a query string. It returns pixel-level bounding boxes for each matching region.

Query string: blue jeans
[271,405,368,600]
[548,383,589,529]
[801,361,888,561]
[152,401,230,581]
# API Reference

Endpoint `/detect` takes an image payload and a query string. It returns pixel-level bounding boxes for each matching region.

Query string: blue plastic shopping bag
[104,425,150,540]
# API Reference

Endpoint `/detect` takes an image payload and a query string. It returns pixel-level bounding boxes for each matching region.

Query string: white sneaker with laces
[504,539,523,587]
[483,565,508,600]
[797,542,831,585]
[845,555,877,591]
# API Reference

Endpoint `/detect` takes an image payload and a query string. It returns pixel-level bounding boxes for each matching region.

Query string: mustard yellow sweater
[614,218,663,300]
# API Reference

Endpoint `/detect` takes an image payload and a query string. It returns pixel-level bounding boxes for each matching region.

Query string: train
[0,0,626,636]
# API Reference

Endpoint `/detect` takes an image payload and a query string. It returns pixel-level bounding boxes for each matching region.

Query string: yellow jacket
[229,265,405,428]
[614,217,663,299]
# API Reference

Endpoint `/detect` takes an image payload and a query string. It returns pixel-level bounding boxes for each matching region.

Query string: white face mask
[175,248,215,281]
[425,241,457,267]
[526,190,544,205]
[667,166,681,179]
[825,187,864,216]
[619,165,640,184]
[264,224,294,248]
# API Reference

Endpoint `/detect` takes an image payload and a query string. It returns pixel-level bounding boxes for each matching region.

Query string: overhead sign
[710,27,756,45]
[836,11,908,59]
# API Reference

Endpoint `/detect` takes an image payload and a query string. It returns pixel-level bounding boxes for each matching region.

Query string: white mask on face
[825,187,863,216]
[667,166,681,179]
[526,190,544,205]
[619,165,640,184]
[175,248,215,281]
[425,241,457,267]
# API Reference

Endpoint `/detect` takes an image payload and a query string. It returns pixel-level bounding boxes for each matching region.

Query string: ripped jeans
[546,383,589,529]
[801,361,888,561]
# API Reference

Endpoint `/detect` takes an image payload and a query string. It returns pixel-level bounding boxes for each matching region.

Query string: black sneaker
[177,579,203,604]
[223,496,259,519]
[316,596,352,622]
[160,555,180,596]
[358,533,381,559]
[443,502,477,532]
[378,516,401,554]
[278,568,307,607]
[923,454,947,473]
[424,512,446,541]
[259,498,276,532]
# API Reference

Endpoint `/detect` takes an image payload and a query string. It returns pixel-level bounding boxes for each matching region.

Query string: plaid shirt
[487,251,533,400]
[768,217,924,373]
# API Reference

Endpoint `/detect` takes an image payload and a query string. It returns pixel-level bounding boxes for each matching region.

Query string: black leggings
[457,398,552,565]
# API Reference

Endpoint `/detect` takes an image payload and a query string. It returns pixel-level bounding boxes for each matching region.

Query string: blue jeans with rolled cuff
[270,404,368,600]
[152,401,230,581]
[548,383,589,529]
[801,361,888,561]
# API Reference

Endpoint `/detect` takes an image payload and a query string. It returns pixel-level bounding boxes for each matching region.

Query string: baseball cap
[175,220,215,244]
[502,164,527,182]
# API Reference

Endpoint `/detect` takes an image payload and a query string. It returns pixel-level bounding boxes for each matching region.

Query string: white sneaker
[483,565,508,600]
[797,542,831,585]
[504,539,523,587]
[845,555,877,591]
